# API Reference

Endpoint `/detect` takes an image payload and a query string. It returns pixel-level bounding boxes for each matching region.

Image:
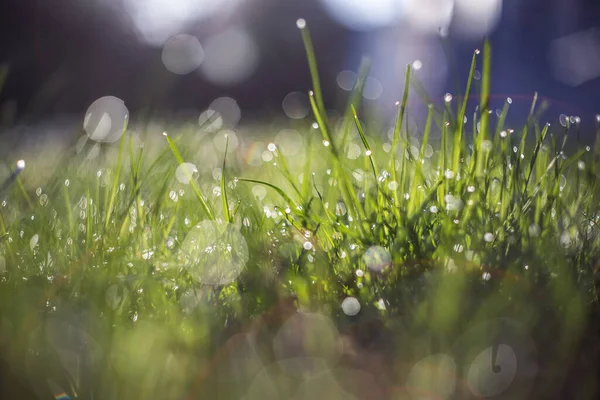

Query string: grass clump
[0,22,599,399]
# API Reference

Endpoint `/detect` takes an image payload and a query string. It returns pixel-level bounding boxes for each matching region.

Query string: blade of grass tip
[351,105,378,180]
[221,135,231,223]
[475,43,491,177]
[0,160,26,198]
[340,58,371,149]
[391,65,412,219]
[523,122,549,197]
[104,122,128,230]
[299,20,367,231]
[309,93,366,226]
[515,93,539,191]
[453,52,477,174]
[163,132,215,220]
[298,19,326,119]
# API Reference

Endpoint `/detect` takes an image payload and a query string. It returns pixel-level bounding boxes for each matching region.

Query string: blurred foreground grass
[0,25,600,400]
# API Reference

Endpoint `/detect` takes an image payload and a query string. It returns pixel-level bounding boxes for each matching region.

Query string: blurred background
[1,0,600,139]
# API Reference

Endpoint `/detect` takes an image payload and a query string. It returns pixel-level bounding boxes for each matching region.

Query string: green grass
[0,24,599,399]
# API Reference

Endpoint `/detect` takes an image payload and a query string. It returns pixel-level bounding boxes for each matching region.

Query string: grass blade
[221,135,231,223]
[163,132,215,220]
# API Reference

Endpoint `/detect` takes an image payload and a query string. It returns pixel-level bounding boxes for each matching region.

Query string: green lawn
[0,24,599,399]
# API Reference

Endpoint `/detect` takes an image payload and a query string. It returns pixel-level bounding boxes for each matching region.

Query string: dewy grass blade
[453,50,479,173]
[221,135,231,223]
[476,41,491,177]
[351,105,378,180]
[391,65,412,219]
[298,19,326,119]
[104,121,128,230]
[163,132,215,220]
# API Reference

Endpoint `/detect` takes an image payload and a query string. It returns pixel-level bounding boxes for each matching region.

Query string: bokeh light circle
[83,96,129,143]
[341,297,361,316]
[282,92,310,119]
[178,220,248,286]
[200,28,259,86]
[161,34,204,75]
[337,70,358,91]
[272,312,342,377]
[175,162,199,185]
[320,0,401,31]
[406,353,456,398]
[274,129,303,156]
[209,97,241,129]
[363,246,392,272]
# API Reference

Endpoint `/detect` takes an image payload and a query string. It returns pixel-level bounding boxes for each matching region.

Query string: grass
[0,22,599,399]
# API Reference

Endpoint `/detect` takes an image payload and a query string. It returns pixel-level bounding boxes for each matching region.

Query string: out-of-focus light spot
[337,70,357,91]
[274,129,303,156]
[452,0,503,38]
[84,96,128,143]
[320,0,401,31]
[341,297,361,316]
[252,185,267,200]
[16,159,26,170]
[261,150,274,162]
[412,60,423,70]
[549,28,600,87]
[161,34,204,75]
[106,284,127,310]
[406,354,456,399]
[282,92,310,119]
[200,28,259,86]
[175,162,198,185]
[178,220,248,286]
[124,0,242,46]
[214,130,239,152]
[296,18,307,29]
[559,114,569,127]
[198,110,223,133]
[363,77,383,100]
[347,143,361,160]
[209,97,241,129]
[272,312,341,377]
[363,246,391,272]
[467,344,517,397]
[402,0,454,33]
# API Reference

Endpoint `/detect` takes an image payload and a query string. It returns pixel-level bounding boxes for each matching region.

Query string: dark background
[0,0,599,136]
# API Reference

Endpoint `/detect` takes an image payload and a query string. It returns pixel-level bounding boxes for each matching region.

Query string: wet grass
[0,22,599,399]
